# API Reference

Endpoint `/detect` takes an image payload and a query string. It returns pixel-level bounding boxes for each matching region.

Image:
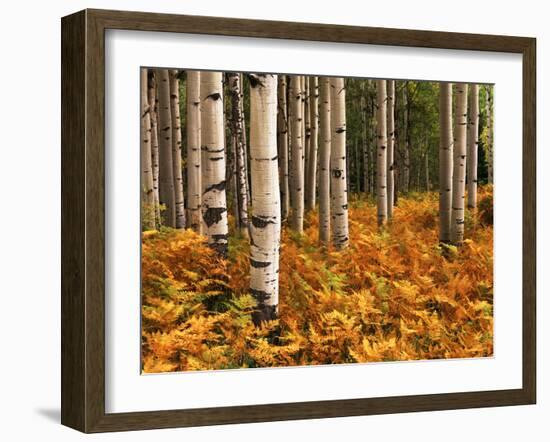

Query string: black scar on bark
[204,180,226,194]
[335,127,346,134]
[206,92,222,101]
[203,207,227,227]
[248,74,265,89]
[251,215,276,228]
[211,233,228,242]
[250,288,277,326]
[210,156,224,161]
[332,170,342,178]
[250,259,271,268]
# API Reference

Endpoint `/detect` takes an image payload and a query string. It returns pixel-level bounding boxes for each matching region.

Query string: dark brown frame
[61,8,536,433]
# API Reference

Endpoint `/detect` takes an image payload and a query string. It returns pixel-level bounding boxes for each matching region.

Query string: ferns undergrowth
[141,187,493,373]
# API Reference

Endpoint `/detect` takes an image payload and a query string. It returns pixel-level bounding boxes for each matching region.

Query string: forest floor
[141,187,494,373]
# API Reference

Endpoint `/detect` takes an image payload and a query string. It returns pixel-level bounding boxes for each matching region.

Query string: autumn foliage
[141,187,493,373]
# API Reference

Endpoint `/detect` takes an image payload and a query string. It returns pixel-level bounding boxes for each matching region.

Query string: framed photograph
[61,9,536,433]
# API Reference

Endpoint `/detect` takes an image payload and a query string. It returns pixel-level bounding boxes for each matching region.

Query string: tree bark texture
[229,73,250,236]
[451,83,468,245]
[387,79,395,219]
[318,77,331,246]
[439,82,453,243]
[290,76,304,233]
[330,77,349,249]
[249,74,281,325]
[186,70,202,233]
[467,84,480,208]
[200,71,229,255]
[305,76,319,212]
[277,75,290,221]
[147,70,161,226]
[169,70,185,229]
[376,80,388,226]
[141,68,155,230]
[156,68,176,227]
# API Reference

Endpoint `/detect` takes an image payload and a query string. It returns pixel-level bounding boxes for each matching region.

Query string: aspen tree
[439,82,453,243]
[186,71,202,233]
[169,70,185,228]
[156,68,176,227]
[387,79,395,218]
[376,80,388,226]
[228,73,249,236]
[200,71,229,255]
[318,77,331,245]
[305,76,319,212]
[141,68,155,230]
[451,83,468,245]
[290,76,304,233]
[277,75,290,221]
[485,85,493,184]
[402,82,410,193]
[249,74,281,324]
[147,70,161,226]
[330,77,349,249]
[467,84,480,208]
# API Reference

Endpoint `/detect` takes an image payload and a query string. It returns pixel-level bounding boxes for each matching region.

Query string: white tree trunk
[249,74,281,324]
[200,71,229,255]
[387,79,395,218]
[485,85,493,184]
[402,82,410,193]
[290,76,304,233]
[467,84,480,208]
[451,83,468,245]
[439,82,453,243]
[141,69,155,230]
[330,77,349,249]
[306,76,319,212]
[228,73,250,236]
[376,80,388,226]
[318,77,331,245]
[186,71,202,233]
[169,70,185,229]
[147,70,161,227]
[277,75,290,221]
[156,68,176,227]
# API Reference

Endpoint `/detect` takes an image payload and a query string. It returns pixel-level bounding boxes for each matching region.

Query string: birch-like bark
[305,76,319,212]
[387,79,395,218]
[451,83,469,245]
[200,71,229,255]
[376,80,388,226]
[147,70,161,226]
[402,82,410,193]
[304,77,312,209]
[141,69,155,230]
[485,85,493,184]
[467,84,480,208]
[186,71,202,233]
[228,73,249,236]
[330,78,349,249]
[290,76,304,233]
[169,70,185,228]
[277,75,290,221]
[249,74,281,324]
[239,75,251,202]
[439,82,453,243]
[318,77,331,245]
[156,68,176,227]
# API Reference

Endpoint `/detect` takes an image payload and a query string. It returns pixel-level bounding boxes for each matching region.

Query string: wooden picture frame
[61,8,536,433]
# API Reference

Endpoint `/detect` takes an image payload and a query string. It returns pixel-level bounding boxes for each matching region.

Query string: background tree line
[141,68,494,323]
